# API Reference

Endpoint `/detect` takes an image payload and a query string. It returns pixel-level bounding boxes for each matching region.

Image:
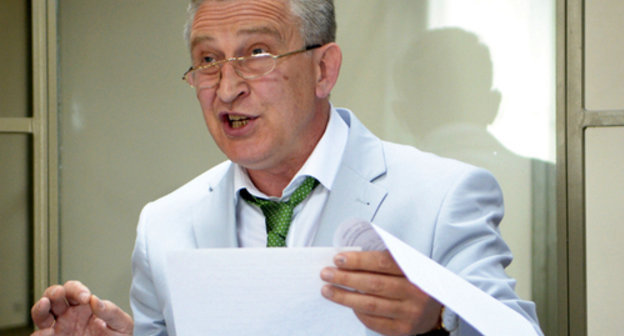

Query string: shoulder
[380,140,496,191]
[337,107,499,198]
[338,107,494,186]
[152,160,231,205]
[372,140,503,239]
[139,160,232,221]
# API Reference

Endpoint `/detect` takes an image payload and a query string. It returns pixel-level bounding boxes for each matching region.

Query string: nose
[216,61,249,104]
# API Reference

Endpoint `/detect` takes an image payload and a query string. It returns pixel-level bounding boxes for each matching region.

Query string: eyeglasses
[182,44,322,89]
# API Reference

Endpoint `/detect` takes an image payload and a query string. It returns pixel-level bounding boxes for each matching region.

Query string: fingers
[321,284,430,335]
[42,285,70,320]
[321,267,410,299]
[32,281,92,330]
[63,280,92,305]
[90,295,134,334]
[30,328,55,336]
[354,311,416,336]
[31,297,55,329]
[333,250,403,276]
[321,282,414,319]
[323,250,412,300]
[321,251,443,335]
[322,283,442,335]
[31,282,133,336]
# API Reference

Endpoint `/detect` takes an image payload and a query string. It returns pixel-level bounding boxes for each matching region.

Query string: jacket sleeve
[130,203,170,336]
[431,167,543,336]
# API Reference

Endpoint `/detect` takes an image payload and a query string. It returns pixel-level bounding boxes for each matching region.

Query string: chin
[226,151,269,170]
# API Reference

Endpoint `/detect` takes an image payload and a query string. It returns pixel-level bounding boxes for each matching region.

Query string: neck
[247,102,330,197]
[247,167,300,197]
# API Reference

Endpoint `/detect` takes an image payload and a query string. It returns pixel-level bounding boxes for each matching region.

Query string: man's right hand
[30,280,134,336]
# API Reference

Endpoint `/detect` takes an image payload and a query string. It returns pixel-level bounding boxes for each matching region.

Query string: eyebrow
[190,26,283,50]
[237,26,283,41]
[190,35,215,50]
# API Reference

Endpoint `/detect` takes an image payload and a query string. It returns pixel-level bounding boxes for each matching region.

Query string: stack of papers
[165,218,539,336]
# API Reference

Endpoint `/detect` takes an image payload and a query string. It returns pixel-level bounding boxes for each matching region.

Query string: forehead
[190,0,299,48]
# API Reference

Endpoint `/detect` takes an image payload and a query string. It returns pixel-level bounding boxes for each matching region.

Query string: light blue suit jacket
[130,108,541,335]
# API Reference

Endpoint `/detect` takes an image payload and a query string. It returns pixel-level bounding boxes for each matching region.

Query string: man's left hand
[320,250,442,336]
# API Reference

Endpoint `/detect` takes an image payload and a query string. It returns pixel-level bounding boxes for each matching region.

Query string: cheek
[196,90,216,113]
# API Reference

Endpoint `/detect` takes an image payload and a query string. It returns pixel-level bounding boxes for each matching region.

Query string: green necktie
[242,176,319,247]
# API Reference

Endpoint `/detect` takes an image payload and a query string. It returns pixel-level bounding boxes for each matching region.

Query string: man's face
[189,0,327,175]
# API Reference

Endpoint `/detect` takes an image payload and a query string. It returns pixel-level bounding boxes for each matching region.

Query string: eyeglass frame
[182,44,323,88]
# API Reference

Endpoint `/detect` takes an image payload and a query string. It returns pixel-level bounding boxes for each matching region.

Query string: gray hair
[183,0,336,48]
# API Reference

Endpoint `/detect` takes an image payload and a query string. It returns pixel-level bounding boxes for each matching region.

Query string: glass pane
[55,1,557,335]
[333,0,556,333]
[0,134,33,333]
[585,127,624,334]
[57,0,215,316]
[0,0,32,118]
[585,0,624,111]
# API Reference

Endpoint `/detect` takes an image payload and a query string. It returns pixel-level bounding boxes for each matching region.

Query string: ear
[314,43,342,99]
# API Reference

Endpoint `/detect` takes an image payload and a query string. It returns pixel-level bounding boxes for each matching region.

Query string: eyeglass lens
[188,55,275,89]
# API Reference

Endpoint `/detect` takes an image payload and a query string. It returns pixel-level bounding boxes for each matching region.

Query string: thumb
[90,295,134,334]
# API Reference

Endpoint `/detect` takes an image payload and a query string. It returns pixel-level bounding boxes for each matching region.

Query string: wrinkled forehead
[190,0,300,49]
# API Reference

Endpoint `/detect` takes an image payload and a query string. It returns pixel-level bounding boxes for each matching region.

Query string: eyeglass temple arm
[182,66,194,80]
[275,44,323,59]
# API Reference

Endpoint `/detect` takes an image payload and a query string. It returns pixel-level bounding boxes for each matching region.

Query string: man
[31,0,542,335]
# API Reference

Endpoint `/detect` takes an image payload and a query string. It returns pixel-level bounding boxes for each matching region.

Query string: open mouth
[226,114,252,129]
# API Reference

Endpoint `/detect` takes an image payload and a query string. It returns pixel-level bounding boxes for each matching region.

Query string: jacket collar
[312,108,388,246]
[191,163,239,248]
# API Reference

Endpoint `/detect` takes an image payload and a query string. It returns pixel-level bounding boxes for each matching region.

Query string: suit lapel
[313,109,388,246]
[191,164,239,248]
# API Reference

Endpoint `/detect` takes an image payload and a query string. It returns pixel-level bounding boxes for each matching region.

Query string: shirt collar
[233,104,349,201]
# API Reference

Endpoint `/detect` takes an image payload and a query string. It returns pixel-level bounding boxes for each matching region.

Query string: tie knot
[241,176,319,247]
[243,176,319,209]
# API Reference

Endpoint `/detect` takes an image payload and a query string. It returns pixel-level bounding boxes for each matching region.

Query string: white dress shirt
[234,106,349,247]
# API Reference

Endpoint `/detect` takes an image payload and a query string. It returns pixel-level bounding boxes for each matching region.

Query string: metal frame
[32,0,59,299]
[23,0,60,301]
[0,118,33,133]
[556,0,570,334]
[531,159,557,336]
[0,0,58,325]
[560,0,624,335]
[8,0,624,334]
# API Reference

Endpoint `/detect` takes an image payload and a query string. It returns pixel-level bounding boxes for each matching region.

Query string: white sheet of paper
[335,218,539,336]
[166,247,365,336]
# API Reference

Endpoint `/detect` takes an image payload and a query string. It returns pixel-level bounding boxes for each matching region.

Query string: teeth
[227,114,250,129]
[228,115,247,121]
[231,120,249,128]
